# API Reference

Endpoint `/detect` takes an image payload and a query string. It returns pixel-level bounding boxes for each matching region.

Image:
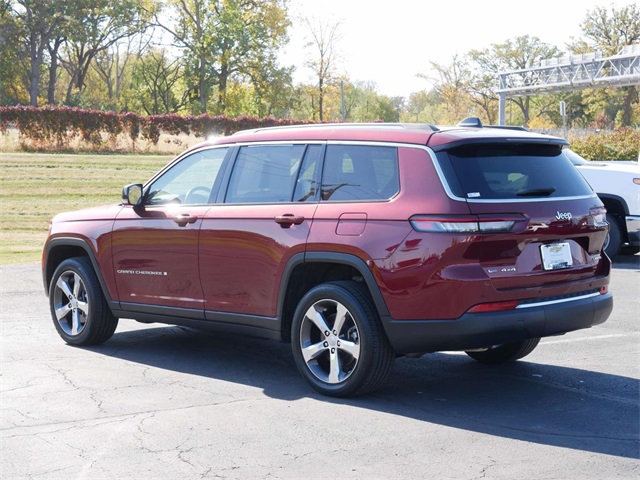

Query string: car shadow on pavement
[611,250,640,270]
[92,324,639,460]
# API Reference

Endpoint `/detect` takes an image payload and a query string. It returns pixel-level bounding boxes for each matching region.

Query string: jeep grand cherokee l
[43,121,613,397]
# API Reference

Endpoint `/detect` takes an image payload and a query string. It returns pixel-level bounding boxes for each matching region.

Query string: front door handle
[173,214,198,227]
[275,214,305,228]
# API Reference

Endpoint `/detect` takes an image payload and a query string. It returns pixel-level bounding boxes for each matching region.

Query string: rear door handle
[173,214,198,227]
[275,214,305,228]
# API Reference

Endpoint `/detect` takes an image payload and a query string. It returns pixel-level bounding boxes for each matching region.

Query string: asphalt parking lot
[1,255,638,480]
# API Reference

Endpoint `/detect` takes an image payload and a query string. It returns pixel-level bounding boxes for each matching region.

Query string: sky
[279,0,637,98]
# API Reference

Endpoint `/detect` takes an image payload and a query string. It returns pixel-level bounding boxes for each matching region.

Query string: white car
[566,149,640,258]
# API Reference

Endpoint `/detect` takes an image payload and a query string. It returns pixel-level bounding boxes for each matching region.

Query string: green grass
[0,152,172,264]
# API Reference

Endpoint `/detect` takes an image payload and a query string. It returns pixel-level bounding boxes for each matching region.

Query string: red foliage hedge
[0,106,316,150]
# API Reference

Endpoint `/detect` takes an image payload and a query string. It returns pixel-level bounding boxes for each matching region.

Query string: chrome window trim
[215,140,598,204]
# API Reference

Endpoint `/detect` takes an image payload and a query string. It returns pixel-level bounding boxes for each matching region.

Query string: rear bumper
[625,215,640,246]
[382,292,613,354]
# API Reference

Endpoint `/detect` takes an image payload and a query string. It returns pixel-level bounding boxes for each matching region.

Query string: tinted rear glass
[436,144,593,199]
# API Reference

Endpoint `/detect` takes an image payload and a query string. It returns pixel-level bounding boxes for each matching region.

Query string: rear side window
[436,144,593,199]
[225,145,306,203]
[321,145,399,201]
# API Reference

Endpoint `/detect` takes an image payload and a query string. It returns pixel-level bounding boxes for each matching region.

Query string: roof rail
[484,125,530,132]
[233,122,440,135]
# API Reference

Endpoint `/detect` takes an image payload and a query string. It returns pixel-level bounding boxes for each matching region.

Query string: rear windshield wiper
[516,187,556,197]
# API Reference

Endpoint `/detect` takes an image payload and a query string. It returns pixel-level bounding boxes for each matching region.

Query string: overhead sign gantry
[496,44,640,125]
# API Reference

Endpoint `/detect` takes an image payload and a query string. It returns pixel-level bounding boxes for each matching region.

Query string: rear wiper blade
[516,187,556,197]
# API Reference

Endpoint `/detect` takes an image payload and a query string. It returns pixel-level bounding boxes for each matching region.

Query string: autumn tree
[249,65,294,117]
[423,55,474,124]
[0,1,27,104]
[468,36,561,126]
[214,0,289,112]
[131,48,188,114]
[156,0,289,114]
[303,17,341,121]
[60,0,154,105]
[6,0,72,105]
[92,36,145,112]
[570,3,640,126]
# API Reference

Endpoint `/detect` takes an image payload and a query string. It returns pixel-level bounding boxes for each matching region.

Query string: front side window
[225,144,306,203]
[321,145,399,201]
[145,148,228,205]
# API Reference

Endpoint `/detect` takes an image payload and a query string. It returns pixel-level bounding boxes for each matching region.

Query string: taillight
[588,206,607,227]
[410,214,526,233]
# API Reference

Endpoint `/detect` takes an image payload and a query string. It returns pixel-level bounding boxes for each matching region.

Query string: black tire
[49,257,118,346]
[465,337,540,364]
[604,213,622,259]
[291,281,394,397]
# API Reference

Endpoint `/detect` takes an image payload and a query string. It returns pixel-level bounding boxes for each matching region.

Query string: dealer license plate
[540,242,573,270]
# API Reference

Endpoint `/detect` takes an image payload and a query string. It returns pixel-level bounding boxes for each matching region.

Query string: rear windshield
[436,144,594,199]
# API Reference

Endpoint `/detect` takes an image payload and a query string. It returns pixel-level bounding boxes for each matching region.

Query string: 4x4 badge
[556,211,572,221]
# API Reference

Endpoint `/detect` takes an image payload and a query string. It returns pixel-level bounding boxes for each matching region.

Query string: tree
[214,0,289,112]
[7,0,72,105]
[402,90,432,123]
[468,36,561,126]
[572,4,640,126]
[400,89,443,124]
[580,4,640,56]
[249,65,294,117]
[60,0,154,104]
[92,37,140,112]
[420,55,474,124]
[156,0,222,114]
[303,17,341,121]
[375,95,404,122]
[155,0,289,114]
[0,2,28,104]
[464,53,498,124]
[131,48,188,114]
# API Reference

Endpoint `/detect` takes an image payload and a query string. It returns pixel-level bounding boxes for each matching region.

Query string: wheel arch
[598,193,629,240]
[277,252,390,342]
[43,238,116,307]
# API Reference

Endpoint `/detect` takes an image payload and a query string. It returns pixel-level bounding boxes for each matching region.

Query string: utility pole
[340,80,346,121]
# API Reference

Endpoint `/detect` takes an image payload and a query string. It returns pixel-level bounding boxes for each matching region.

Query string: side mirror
[122,183,143,206]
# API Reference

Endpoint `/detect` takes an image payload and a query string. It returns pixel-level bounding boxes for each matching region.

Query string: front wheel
[291,281,394,397]
[465,338,540,364]
[49,257,118,346]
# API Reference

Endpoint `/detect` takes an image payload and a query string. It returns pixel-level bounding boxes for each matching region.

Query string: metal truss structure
[497,44,640,125]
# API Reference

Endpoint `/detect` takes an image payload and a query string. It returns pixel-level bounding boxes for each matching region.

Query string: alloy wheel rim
[53,271,89,336]
[299,298,361,384]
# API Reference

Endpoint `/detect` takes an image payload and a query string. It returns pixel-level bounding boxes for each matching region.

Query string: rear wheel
[291,281,394,397]
[49,257,118,346]
[603,213,622,259]
[465,338,540,364]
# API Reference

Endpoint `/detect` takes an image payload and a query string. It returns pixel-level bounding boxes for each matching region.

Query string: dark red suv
[43,120,613,397]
